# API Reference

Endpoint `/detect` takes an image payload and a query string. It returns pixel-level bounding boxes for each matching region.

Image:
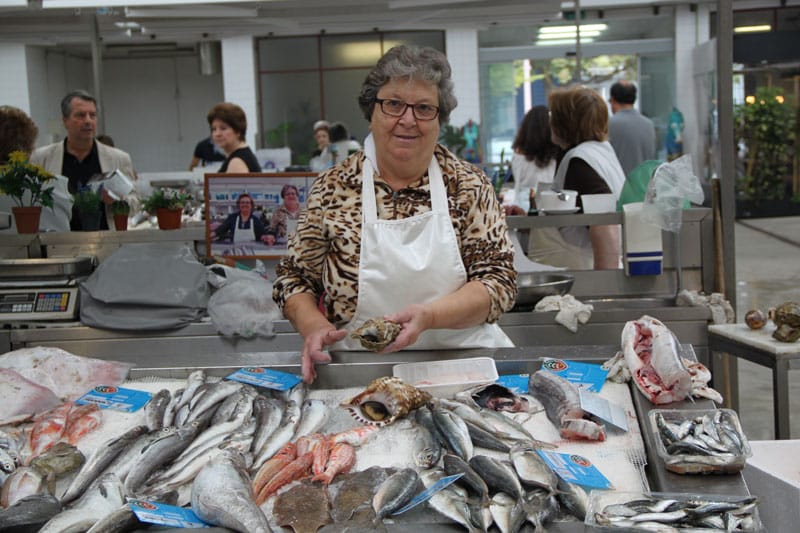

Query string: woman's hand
[504,204,527,216]
[300,327,347,383]
[381,304,433,352]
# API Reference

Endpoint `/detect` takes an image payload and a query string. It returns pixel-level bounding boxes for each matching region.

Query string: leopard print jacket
[273,144,517,326]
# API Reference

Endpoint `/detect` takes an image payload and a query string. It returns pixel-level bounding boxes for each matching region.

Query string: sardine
[61,425,148,503]
[39,473,125,533]
[145,389,172,431]
[0,493,62,530]
[468,454,523,500]
[431,407,473,461]
[372,467,420,520]
[191,448,272,533]
[124,421,202,495]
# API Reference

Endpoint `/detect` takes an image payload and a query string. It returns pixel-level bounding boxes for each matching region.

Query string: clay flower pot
[12,206,42,234]
[156,208,182,230]
[113,213,129,231]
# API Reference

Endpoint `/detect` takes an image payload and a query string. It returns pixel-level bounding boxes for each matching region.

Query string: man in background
[189,136,226,170]
[31,90,136,230]
[608,81,656,176]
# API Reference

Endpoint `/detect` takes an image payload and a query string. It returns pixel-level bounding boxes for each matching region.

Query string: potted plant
[111,200,130,231]
[0,150,55,233]
[72,188,103,231]
[142,188,190,230]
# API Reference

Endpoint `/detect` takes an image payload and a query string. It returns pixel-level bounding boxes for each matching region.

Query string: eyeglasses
[374,98,440,121]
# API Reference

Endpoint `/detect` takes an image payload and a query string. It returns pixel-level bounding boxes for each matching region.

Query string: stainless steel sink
[582,297,677,310]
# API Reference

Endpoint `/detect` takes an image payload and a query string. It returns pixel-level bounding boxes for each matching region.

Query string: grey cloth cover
[79,242,209,330]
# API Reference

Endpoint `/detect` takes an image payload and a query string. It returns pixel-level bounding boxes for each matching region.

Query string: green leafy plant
[0,151,55,208]
[72,188,102,214]
[142,188,190,213]
[438,124,466,157]
[111,200,130,215]
[734,86,796,202]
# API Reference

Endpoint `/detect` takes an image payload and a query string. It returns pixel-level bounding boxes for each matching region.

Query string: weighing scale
[0,256,96,322]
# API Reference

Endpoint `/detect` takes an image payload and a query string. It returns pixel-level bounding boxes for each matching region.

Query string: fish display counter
[0,342,754,532]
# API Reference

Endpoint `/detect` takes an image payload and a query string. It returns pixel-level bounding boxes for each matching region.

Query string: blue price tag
[540,358,609,392]
[129,500,210,528]
[392,473,464,515]
[75,386,152,413]
[496,374,529,394]
[536,449,612,489]
[226,367,302,391]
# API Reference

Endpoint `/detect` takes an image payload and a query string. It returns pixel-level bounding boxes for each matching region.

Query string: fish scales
[124,422,201,495]
[39,473,125,533]
[0,493,62,530]
[331,466,391,523]
[372,467,420,520]
[431,407,473,461]
[442,453,489,504]
[273,482,332,533]
[144,389,171,431]
[469,454,523,500]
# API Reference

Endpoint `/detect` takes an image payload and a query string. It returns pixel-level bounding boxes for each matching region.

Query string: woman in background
[207,103,261,173]
[268,184,302,245]
[214,193,272,244]
[506,105,562,216]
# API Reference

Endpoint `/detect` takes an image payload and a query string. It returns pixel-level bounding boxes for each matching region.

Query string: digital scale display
[0,289,77,320]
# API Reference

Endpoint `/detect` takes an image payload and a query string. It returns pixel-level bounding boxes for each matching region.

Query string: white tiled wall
[445,28,481,128]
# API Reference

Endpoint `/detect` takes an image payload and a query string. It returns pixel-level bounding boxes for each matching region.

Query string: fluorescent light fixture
[538,30,601,39]
[734,25,771,34]
[125,6,259,18]
[114,21,140,29]
[43,0,246,7]
[539,23,607,33]
[388,0,483,7]
[0,1,29,7]
[536,38,595,46]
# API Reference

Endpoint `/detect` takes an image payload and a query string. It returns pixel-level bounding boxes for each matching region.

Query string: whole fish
[419,469,482,533]
[255,452,313,504]
[509,444,558,494]
[293,399,330,440]
[442,453,490,504]
[211,386,257,426]
[191,449,272,533]
[412,423,443,469]
[0,465,45,508]
[39,473,125,533]
[175,369,206,412]
[124,421,202,495]
[328,425,380,447]
[64,403,103,445]
[85,489,179,533]
[161,388,183,428]
[186,380,244,424]
[0,447,17,478]
[0,493,62,530]
[145,389,172,431]
[177,410,248,463]
[273,482,332,533]
[522,488,559,530]
[438,398,513,437]
[26,401,72,459]
[331,466,390,522]
[252,399,302,470]
[556,477,589,521]
[431,407,473,461]
[311,441,355,485]
[250,396,284,455]
[468,454,523,500]
[99,427,179,486]
[30,441,85,480]
[296,434,329,476]
[252,442,297,497]
[61,425,148,504]
[287,382,307,406]
[489,492,527,533]
[372,468,420,520]
[463,419,512,452]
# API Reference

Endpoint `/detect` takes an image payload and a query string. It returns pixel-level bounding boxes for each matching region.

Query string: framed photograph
[204,172,314,259]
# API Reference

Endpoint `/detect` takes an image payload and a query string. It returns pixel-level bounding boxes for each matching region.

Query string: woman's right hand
[301,327,347,383]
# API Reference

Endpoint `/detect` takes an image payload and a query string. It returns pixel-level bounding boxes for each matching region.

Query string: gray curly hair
[358,45,457,125]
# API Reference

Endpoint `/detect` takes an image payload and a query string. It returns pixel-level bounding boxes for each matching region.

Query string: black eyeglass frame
[374,98,440,121]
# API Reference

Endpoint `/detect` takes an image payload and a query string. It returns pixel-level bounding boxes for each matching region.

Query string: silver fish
[442,453,489,504]
[0,447,17,474]
[145,388,172,431]
[556,477,589,521]
[463,419,512,452]
[420,469,482,533]
[372,468,420,520]
[431,407,473,461]
[86,489,179,533]
[468,454,523,500]
[124,421,202,495]
[0,493,62,530]
[529,370,605,441]
[186,380,244,424]
[523,488,559,530]
[161,387,184,428]
[250,396,283,456]
[489,492,526,533]
[99,427,175,485]
[509,444,558,494]
[0,466,45,508]
[412,424,443,469]
[39,473,125,533]
[252,399,301,470]
[438,398,511,437]
[176,369,206,412]
[211,386,257,426]
[293,398,330,440]
[191,448,272,533]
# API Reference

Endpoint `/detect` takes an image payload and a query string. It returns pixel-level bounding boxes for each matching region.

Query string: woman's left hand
[380,304,432,352]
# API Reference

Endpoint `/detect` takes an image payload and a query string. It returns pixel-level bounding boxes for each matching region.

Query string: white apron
[232,216,256,243]
[332,147,513,351]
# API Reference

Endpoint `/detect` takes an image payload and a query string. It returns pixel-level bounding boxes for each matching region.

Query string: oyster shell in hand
[340,376,432,426]
[350,318,401,351]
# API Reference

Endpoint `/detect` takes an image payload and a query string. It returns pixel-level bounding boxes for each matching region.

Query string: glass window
[383,31,445,52]
[258,36,318,70]
[322,69,372,146]
[320,34,382,68]
[259,71,321,161]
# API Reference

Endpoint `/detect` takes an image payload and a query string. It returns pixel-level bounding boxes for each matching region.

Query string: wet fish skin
[556,477,589,521]
[0,465,45,508]
[463,419,511,452]
[331,466,390,523]
[412,423,442,469]
[186,380,244,424]
[468,454,523,500]
[124,421,202,495]
[294,398,330,440]
[255,452,313,504]
[30,441,85,479]
[489,492,526,533]
[211,386,256,426]
[372,467,420,520]
[509,444,558,494]
[312,441,356,485]
[191,448,272,533]
[273,482,332,533]
[61,425,148,504]
[39,472,125,533]
[145,389,172,431]
[162,387,184,428]
[252,399,301,470]
[419,469,482,533]
[0,493,62,529]
[251,396,284,455]
[523,488,559,530]
[431,407,473,461]
[442,453,489,504]
[176,369,206,412]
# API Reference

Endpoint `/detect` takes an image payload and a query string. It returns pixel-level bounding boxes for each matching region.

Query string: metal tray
[0,256,96,279]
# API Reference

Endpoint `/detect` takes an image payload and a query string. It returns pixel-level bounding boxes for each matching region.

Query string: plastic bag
[207,278,280,338]
[641,154,704,233]
[206,260,269,289]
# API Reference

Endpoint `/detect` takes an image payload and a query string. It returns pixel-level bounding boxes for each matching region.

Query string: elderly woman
[273,45,517,383]
[530,86,625,270]
[267,184,302,245]
[0,105,72,232]
[207,103,261,173]
[214,193,272,244]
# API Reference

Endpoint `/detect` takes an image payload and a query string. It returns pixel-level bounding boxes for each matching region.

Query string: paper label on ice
[392,473,464,515]
[496,374,529,393]
[226,367,302,391]
[541,358,608,392]
[537,449,612,489]
[75,385,152,412]
[579,388,629,431]
[129,499,210,528]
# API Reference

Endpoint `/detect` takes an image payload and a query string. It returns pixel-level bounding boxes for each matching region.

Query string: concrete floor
[732,217,800,440]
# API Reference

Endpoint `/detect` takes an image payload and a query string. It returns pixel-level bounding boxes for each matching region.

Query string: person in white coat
[31,90,136,231]
[273,45,517,383]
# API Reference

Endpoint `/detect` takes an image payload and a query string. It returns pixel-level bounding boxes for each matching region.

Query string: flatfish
[273,482,331,533]
[331,465,392,523]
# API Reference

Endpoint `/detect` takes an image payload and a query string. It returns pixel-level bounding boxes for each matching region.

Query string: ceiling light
[43,0,246,7]
[538,30,601,39]
[0,1,29,7]
[734,25,771,34]
[539,23,607,34]
[114,21,141,29]
[536,38,595,46]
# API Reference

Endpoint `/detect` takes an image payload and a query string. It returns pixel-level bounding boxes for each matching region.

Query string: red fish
[312,442,356,485]
[328,425,379,446]
[64,403,103,445]
[251,441,296,497]
[26,402,72,460]
[255,452,313,505]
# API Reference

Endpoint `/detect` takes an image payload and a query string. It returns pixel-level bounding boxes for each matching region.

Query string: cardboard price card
[537,449,612,489]
[129,500,210,528]
[75,385,152,413]
[226,367,302,391]
[541,358,609,392]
